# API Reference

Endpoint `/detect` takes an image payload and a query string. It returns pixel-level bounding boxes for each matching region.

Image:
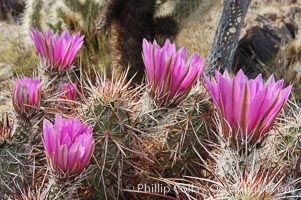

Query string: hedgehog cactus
[2,16,301,198]
[140,39,211,173]
[1,28,85,198]
[77,69,137,197]
[85,69,134,132]
[1,77,45,198]
[30,28,84,112]
[11,77,43,146]
[0,113,43,198]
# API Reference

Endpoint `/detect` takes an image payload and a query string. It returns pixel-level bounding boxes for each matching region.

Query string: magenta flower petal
[74,134,95,173]
[43,119,57,153]
[67,142,81,172]
[43,114,94,177]
[57,145,68,172]
[205,69,292,148]
[142,38,206,107]
[204,74,219,108]
[30,28,84,74]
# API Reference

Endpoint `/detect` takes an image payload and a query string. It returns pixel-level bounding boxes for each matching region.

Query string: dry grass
[0,22,37,77]
[0,22,37,118]
[175,0,222,56]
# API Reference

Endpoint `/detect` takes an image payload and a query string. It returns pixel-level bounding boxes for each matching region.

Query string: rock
[0,0,25,21]
[232,13,298,77]
[284,5,301,19]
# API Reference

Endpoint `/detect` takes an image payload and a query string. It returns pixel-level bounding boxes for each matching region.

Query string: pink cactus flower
[30,28,84,74]
[60,82,77,101]
[43,114,95,177]
[142,39,206,107]
[204,69,292,148]
[12,77,42,118]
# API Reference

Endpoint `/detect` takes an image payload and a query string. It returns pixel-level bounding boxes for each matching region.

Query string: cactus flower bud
[12,77,42,118]
[60,82,77,101]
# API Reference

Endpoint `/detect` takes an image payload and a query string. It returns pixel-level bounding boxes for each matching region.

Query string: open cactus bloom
[43,114,95,178]
[142,39,205,107]
[60,82,77,101]
[204,69,292,149]
[12,77,42,119]
[30,28,84,74]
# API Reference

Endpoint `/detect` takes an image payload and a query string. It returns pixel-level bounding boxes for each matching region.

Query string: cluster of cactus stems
[0,25,301,200]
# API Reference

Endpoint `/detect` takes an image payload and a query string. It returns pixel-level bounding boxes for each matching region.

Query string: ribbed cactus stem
[13,120,31,142]
[47,177,80,199]
[0,137,34,196]
[47,178,60,200]
[48,179,63,200]
[13,115,41,146]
